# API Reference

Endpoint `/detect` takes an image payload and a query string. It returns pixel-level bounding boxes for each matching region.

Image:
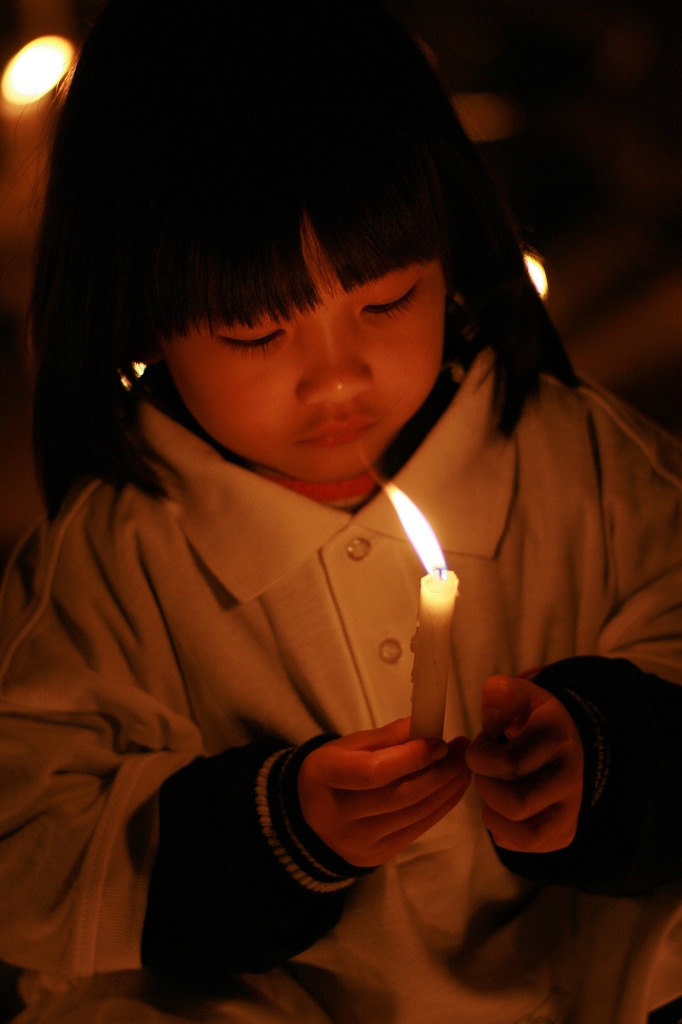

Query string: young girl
[1,1,681,1022]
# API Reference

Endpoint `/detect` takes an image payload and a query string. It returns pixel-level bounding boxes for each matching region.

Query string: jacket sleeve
[141,735,370,986]
[0,492,362,983]
[495,395,682,895]
[495,655,682,896]
[0,499,206,977]
[587,388,682,685]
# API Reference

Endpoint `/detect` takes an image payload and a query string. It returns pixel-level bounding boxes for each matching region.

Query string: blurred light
[119,362,147,391]
[524,254,548,299]
[1,36,75,106]
[451,92,524,142]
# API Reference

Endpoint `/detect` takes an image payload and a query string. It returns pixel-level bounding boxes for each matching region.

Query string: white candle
[384,483,459,739]
[410,569,458,738]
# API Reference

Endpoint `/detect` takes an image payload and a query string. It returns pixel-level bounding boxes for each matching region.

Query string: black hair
[30,0,576,518]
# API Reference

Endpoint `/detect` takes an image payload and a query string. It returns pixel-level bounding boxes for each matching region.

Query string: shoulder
[575,377,682,487]
[0,474,182,661]
[518,373,682,494]
[46,473,181,573]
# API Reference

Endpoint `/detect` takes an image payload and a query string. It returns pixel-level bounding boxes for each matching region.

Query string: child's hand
[465,675,584,854]
[298,718,471,868]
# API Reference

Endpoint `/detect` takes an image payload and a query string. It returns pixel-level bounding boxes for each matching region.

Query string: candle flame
[385,482,447,575]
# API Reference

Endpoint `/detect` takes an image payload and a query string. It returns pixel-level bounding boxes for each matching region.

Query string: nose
[296,343,372,406]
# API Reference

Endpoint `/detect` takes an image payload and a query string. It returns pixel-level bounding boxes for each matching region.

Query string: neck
[258,470,379,510]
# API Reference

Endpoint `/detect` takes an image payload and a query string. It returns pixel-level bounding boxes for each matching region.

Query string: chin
[280,452,376,483]
[254,429,398,483]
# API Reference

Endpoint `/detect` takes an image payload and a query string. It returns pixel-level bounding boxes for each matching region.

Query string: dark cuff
[256,734,374,893]
[141,738,348,983]
[535,675,611,815]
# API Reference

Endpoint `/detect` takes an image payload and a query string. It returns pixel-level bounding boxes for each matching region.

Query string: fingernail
[428,739,447,760]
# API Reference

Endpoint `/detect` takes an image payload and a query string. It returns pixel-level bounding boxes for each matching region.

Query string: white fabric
[1,351,682,1023]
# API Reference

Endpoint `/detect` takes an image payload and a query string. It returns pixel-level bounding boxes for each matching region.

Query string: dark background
[0,0,681,572]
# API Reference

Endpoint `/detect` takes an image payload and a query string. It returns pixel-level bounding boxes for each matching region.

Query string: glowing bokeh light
[451,92,524,143]
[524,253,548,299]
[1,36,75,106]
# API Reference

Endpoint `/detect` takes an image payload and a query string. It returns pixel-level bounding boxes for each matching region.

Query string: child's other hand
[466,675,584,854]
[298,718,471,868]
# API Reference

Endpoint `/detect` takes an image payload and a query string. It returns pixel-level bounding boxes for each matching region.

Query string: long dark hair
[30,0,575,518]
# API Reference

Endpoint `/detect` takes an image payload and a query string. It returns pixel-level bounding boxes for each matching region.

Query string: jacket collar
[139,350,515,602]
[357,351,515,560]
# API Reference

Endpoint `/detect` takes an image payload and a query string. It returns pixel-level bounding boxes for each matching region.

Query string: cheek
[161,350,245,442]
[203,367,292,448]
[384,325,443,395]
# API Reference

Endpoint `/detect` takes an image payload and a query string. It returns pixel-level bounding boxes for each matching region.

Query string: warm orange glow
[385,482,447,574]
[451,92,524,142]
[1,36,75,106]
[524,253,548,299]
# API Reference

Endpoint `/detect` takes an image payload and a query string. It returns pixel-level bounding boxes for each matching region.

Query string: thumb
[480,674,534,737]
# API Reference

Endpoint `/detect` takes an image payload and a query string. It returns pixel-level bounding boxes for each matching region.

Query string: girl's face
[159,258,447,482]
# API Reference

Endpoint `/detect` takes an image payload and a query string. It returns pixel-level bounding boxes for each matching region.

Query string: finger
[319,735,451,791]
[473,757,577,822]
[480,675,549,737]
[356,770,470,845]
[482,800,578,853]
[468,685,581,779]
[367,777,471,864]
[466,716,569,780]
[332,717,413,751]
[336,753,470,819]
[348,774,471,864]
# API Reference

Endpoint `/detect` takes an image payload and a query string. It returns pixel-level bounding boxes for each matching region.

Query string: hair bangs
[147,207,322,340]
[305,145,448,293]
[139,135,448,346]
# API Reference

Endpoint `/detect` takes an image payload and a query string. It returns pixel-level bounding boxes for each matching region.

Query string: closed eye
[216,329,283,353]
[364,287,416,318]
[216,283,417,350]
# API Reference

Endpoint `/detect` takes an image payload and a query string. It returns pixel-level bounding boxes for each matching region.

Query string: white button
[346,537,371,561]
[379,638,403,664]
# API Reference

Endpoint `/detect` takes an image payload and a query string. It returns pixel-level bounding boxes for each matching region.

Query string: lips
[300,416,376,447]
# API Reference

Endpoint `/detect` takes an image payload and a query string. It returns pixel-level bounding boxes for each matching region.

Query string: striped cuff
[561,687,611,808]
[255,735,373,894]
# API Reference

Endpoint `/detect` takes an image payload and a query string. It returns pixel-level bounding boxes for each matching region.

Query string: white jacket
[1,352,681,1023]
